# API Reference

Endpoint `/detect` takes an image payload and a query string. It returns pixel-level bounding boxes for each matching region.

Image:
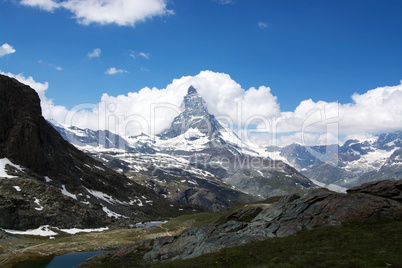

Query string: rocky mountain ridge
[0,74,201,230]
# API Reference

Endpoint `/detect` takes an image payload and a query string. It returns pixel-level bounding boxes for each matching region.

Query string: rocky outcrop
[79,180,402,267]
[347,179,402,200]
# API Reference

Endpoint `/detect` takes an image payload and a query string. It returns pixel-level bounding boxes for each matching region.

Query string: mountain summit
[187,85,198,95]
[160,85,223,140]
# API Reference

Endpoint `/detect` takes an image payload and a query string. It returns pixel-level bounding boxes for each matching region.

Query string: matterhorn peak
[187,85,198,96]
[159,85,224,139]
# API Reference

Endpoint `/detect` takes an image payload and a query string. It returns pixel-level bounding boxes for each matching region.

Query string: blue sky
[1,0,402,145]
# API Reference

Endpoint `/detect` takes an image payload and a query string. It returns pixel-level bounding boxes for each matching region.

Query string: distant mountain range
[51,86,402,205]
[264,131,402,190]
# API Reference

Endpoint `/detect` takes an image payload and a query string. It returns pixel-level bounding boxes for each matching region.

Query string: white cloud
[270,83,402,139]
[129,51,137,59]
[20,0,59,12]
[87,48,101,58]
[138,52,149,59]
[0,43,16,57]
[2,70,402,147]
[130,51,150,59]
[19,0,173,26]
[105,67,128,75]
[56,66,63,71]
[73,70,281,136]
[258,22,268,29]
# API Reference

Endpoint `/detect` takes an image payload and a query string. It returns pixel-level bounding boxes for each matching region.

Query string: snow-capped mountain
[52,86,314,210]
[262,132,402,190]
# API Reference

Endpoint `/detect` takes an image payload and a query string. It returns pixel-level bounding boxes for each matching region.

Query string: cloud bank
[19,0,172,26]
[274,83,402,135]
[0,43,16,57]
[2,70,401,146]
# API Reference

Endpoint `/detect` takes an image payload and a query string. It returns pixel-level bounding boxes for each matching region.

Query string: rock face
[79,180,402,267]
[0,74,201,230]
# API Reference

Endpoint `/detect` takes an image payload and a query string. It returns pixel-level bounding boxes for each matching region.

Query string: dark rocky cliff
[0,74,201,230]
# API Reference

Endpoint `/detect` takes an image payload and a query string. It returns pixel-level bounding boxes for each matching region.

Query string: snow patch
[59,227,109,234]
[84,187,128,205]
[61,185,78,200]
[2,225,109,237]
[0,158,23,178]
[33,197,44,211]
[2,225,57,237]
[102,205,128,218]
[13,186,21,192]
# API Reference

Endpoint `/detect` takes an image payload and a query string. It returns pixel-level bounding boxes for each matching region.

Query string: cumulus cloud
[69,71,281,137]
[19,0,173,26]
[2,70,401,147]
[0,43,16,57]
[87,48,101,58]
[271,83,402,139]
[105,67,128,75]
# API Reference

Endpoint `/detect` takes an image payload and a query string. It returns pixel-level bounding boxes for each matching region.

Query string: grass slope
[154,218,402,268]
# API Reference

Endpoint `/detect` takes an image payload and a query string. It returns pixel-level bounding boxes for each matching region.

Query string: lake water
[14,251,105,268]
